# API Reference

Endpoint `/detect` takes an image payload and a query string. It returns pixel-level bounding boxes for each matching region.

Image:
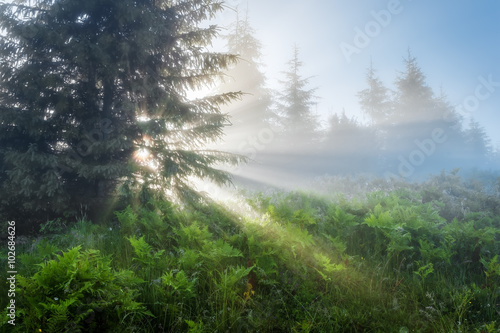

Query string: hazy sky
[214,0,500,147]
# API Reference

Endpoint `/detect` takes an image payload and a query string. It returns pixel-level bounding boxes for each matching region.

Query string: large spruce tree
[0,0,243,226]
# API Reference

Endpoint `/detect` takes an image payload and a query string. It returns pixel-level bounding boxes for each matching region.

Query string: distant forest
[218,15,498,182]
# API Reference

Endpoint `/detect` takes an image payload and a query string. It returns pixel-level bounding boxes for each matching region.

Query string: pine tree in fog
[217,9,273,144]
[385,52,472,174]
[357,61,392,127]
[0,0,243,226]
[276,46,320,150]
[464,119,492,167]
[357,62,392,172]
[390,51,436,154]
[430,90,468,168]
[394,53,434,119]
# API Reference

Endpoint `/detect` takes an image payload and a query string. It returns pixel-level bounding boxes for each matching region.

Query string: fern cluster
[1,246,151,332]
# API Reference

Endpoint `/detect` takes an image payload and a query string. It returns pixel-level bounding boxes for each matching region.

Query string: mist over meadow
[0,1,499,332]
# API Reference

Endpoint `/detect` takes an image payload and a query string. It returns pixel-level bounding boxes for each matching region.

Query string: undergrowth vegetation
[1,171,499,332]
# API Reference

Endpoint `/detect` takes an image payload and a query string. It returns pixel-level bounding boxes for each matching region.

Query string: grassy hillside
[1,171,499,332]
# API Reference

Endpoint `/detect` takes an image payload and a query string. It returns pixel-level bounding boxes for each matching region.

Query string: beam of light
[189,177,366,292]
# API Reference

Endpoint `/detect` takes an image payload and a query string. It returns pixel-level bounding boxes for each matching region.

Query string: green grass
[1,172,499,332]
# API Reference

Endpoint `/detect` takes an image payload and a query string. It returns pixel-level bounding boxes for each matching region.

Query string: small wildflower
[54,297,58,301]
[243,282,255,301]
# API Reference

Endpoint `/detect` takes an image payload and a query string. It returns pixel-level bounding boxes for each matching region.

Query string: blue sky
[215,0,500,147]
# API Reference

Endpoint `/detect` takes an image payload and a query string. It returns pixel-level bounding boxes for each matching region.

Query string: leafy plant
[39,218,67,235]
[413,261,434,290]
[161,270,197,301]
[2,246,151,332]
[127,236,165,267]
[480,255,500,288]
